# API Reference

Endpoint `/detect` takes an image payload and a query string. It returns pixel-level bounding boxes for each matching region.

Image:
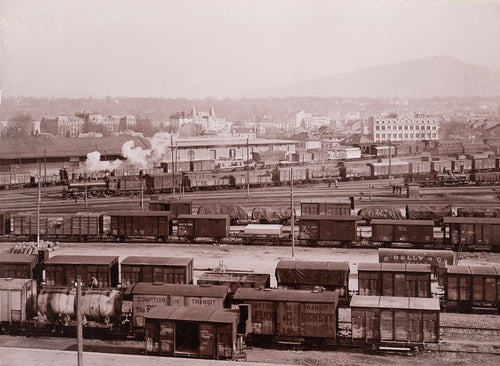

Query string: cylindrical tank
[38,287,122,323]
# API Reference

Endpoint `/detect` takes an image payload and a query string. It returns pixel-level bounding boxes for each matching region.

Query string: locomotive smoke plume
[121,132,177,168]
[85,151,123,172]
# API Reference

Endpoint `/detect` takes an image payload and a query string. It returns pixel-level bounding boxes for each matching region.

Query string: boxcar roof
[350,295,380,308]
[121,256,193,266]
[469,266,497,276]
[409,297,441,311]
[443,217,500,224]
[357,263,381,271]
[300,199,350,204]
[150,199,192,204]
[45,255,118,265]
[446,266,471,275]
[405,264,432,273]
[299,215,361,221]
[378,248,454,259]
[105,211,171,217]
[126,283,229,297]
[0,278,33,290]
[371,219,434,226]
[233,288,338,303]
[145,306,238,324]
[381,263,406,271]
[277,260,349,271]
[198,272,270,283]
[0,253,37,264]
[177,214,230,219]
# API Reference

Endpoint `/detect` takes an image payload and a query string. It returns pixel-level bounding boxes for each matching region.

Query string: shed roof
[469,266,497,276]
[0,253,38,264]
[443,217,500,224]
[405,264,432,273]
[177,214,230,220]
[357,263,381,271]
[45,255,118,265]
[378,248,454,261]
[126,283,229,297]
[121,256,193,266]
[145,306,238,324]
[233,288,338,303]
[106,211,171,217]
[446,266,471,275]
[198,272,270,284]
[276,260,349,272]
[0,278,34,290]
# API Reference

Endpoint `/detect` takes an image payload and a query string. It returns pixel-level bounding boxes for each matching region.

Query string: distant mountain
[240,56,500,98]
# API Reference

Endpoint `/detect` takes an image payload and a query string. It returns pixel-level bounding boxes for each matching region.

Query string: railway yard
[1,180,500,365]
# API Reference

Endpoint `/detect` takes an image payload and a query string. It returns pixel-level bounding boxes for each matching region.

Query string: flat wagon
[350,295,440,348]
[275,260,350,304]
[120,256,194,290]
[233,287,339,345]
[357,263,431,298]
[144,306,239,360]
[44,255,119,288]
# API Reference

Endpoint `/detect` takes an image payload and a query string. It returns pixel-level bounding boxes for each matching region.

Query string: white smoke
[85,151,123,172]
[121,132,177,168]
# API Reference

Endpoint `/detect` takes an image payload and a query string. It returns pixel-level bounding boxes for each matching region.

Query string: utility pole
[171,135,175,198]
[76,276,83,366]
[388,139,392,181]
[290,168,295,260]
[84,180,88,208]
[246,137,250,197]
[37,159,41,245]
[43,148,47,195]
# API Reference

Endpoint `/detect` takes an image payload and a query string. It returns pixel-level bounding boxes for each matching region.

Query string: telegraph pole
[171,135,175,198]
[290,168,295,260]
[388,139,392,181]
[246,137,250,197]
[37,159,41,245]
[76,276,83,366]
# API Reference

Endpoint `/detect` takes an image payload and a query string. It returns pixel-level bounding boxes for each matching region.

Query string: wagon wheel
[101,191,112,198]
[64,192,74,200]
[88,191,99,198]
[76,192,85,199]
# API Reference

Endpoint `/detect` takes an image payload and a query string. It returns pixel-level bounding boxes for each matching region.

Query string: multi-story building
[294,110,330,130]
[40,116,85,137]
[170,108,230,133]
[369,113,439,143]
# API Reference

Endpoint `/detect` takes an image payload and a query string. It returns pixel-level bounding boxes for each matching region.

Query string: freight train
[1,252,499,360]
[1,205,499,251]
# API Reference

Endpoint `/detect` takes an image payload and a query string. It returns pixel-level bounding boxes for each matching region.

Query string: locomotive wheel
[64,192,73,200]
[101,191,111,198]
[88,191,99,198]
[76,192,85,199]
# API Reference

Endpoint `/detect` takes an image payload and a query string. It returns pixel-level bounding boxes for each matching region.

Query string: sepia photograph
[0,0,499,365]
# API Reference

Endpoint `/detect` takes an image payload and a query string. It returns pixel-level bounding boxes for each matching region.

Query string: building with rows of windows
[369,113,439,143]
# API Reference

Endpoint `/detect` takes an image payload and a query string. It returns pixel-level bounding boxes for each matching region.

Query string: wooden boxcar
[0,278,37,324]
[125,283,231,329]
[0,253,39,280]
[357,263,431,298]
[197,272,271,294]
[300,200,351,216]
[108,211,171,240]
[233,288,338,344]
[145,173,185,194]
[444,265,500,313]
[9,212,101,238]
[350,295,440,347]
[120,256,194,290]
[378,248,454,279]
[443,217,500,251]
[371,219,434,246]
[144,306,239,360]
[44,255,119,288]
[299,215,360,245]
[275,260,350,304]
[368,161,409,178]
[148,199,192,217]
[177,214,230,240]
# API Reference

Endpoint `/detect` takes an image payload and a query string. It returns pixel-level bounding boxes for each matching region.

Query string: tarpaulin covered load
[275,260,349,288]
[251,207,293,223]
[406,204,452,220]
[456,206,500,218]
[357,206,404,221]
[197,204,248,222]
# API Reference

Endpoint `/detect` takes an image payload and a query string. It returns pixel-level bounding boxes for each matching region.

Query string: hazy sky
[1,0,499,98]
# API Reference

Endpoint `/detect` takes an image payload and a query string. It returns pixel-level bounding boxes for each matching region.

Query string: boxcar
[408,161,431,175]
[443,217,500,251]
[177,214,230,240]
[378,248,454,279]
[233,288,338,344]
[0,278,37,324]
[430,160,452,173]
[145,173,184,194]
[299,215,360,245]
[120,256,194,290]
[197,272,271,294]
[108,211,171,240]
[125,283,231,329]
[148,199,192,217]
[144,306,239,360]
[275,260,350,304]
[371,219,434,246]
[350,296,440,347]
[300,200,351,216]
[368,161,409,178]
[0,253,40,280]
[9,212,101,239]
[444,265,500,313]
[451,159,472,172]
[357,263,431,298]
[44,255,119,288]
